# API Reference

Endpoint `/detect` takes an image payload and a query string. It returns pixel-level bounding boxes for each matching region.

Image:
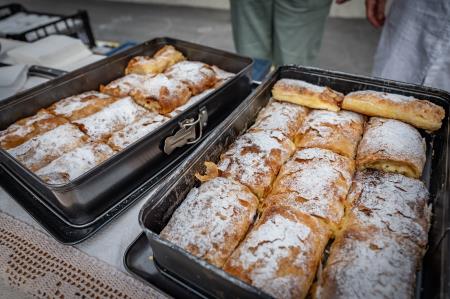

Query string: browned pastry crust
[35,142,115,184]
[342,90,445,131]
[0,109,68,150]
[217,130,296,199]
[6,123,88,172]
[223,205,331,299]
[313,227,422,299]
[250,99,310,140]
[165,61,217,95]
[130,74,192,114]
[356,117,426,178]
[345,170,431,248]
[47,91,117,121]
[272,79,344,112]
[99,74,148,98]
[160,177,258,268]
[263,148,355,228]
[125,45,186,75]
[295,109,365,158]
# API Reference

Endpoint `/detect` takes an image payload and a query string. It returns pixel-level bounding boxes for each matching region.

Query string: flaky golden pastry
[345,170,430,248]
[7,124,88,172]
[272,79,344,112]
[295,109,365,158]
[250,99,309,140]
[342,90,445,131]
[224,205,331,299]
[48,91,117,121]
[125,45,185,75]
[218,130,296,199]
[263,148,354,228]
[356,117,426,178]
[0,109,68,150]
[100,74,148,98]
[160,177,258,268]
[165,61,217,95]
[313,227,422,299]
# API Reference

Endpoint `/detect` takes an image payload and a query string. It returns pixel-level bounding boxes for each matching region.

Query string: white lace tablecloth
[0,186,168,299]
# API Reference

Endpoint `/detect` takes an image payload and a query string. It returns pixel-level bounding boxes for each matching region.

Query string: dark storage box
[139,65,450,298]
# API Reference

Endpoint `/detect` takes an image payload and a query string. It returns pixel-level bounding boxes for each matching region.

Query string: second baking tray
[0,37,252,241]
[138,65,450,298]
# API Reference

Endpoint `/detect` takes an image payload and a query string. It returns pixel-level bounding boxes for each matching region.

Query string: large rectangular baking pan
[139,65,450,298]
[0,37,253,231]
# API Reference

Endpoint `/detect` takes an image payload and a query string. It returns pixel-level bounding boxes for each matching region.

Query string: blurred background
[1,0,379,75]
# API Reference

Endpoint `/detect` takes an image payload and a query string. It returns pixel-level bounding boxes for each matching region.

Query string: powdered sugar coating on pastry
[160,177,258,267]
[218,130,296,198]
[165,61,217,95]
[264,148,354,226]
[7,123,87,171]
[74,97,148,142]
[356,117,426,178]
[168,88,215,117]
[101,74,150,97]
[346,170,430,247]
[277,78,327,93]
[108,112,169,150]
[314,227,420,299]
[224,206,330,299]
[251,99,309,139]
[36,142,115,184]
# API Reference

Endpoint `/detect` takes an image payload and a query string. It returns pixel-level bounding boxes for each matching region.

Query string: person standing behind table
[230,0,346,66]
[366,0,450,92]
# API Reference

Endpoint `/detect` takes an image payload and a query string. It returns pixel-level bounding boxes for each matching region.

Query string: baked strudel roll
[35,142,115,184]
[343,90,445,131]
[218,130,296,199]
[272,79,344,112]
[211,65,234,87]
[167,88,215,118]
[313,227,421,299]
[100,74,147,98]
[263,148,354,227]
[74,97,149,142]
[160,177,258,268]
[224,205,331,299]
[7,123,87,172]
[125,45,185,75]
[250,99,309,140]
[295,110,365,158]
[130,74,191,114]
[165,61,217,95]
[48,91,116,121]
[0,109,68,150]
[356,117,426,178]
[345,170,430,247]
[108,113,169,151]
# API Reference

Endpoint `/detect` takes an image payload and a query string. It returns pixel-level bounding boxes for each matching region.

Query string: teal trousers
[230,0,332,66]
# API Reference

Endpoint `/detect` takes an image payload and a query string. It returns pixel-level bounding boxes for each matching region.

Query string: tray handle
[163,107,208,155]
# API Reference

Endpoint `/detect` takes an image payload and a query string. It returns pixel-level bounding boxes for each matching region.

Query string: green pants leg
[273,0,332,66]
[230,0,273,61]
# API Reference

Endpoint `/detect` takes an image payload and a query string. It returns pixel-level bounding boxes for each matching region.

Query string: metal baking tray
[137,65,450,298]
[0,37,253,243]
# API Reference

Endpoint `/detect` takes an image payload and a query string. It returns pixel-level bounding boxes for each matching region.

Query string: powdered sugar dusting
[7,123,87,171]
[165,61,215,87]
[160,177,258,267]
[211,65,234,81]
[108,113,168,150]
[315,228,419,299]
[218,130,295,197]
[51,91,112,117]
[348,170,430,247]
[168,88,214,117]
[276,78,326,93]
[102,74,150,96]
[74,97,148,141]
[348,90,417,103]
[251,99,309,138]
[134,73,187,99]
[35,142,115,184]
[357,117,426,173]
[268,148,353,224]
[226,207,329,298]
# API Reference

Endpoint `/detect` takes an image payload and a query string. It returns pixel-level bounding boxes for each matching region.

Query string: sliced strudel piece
[125,45,185,75]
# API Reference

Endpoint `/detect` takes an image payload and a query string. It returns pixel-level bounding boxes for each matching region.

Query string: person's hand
[365,0,386,28]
